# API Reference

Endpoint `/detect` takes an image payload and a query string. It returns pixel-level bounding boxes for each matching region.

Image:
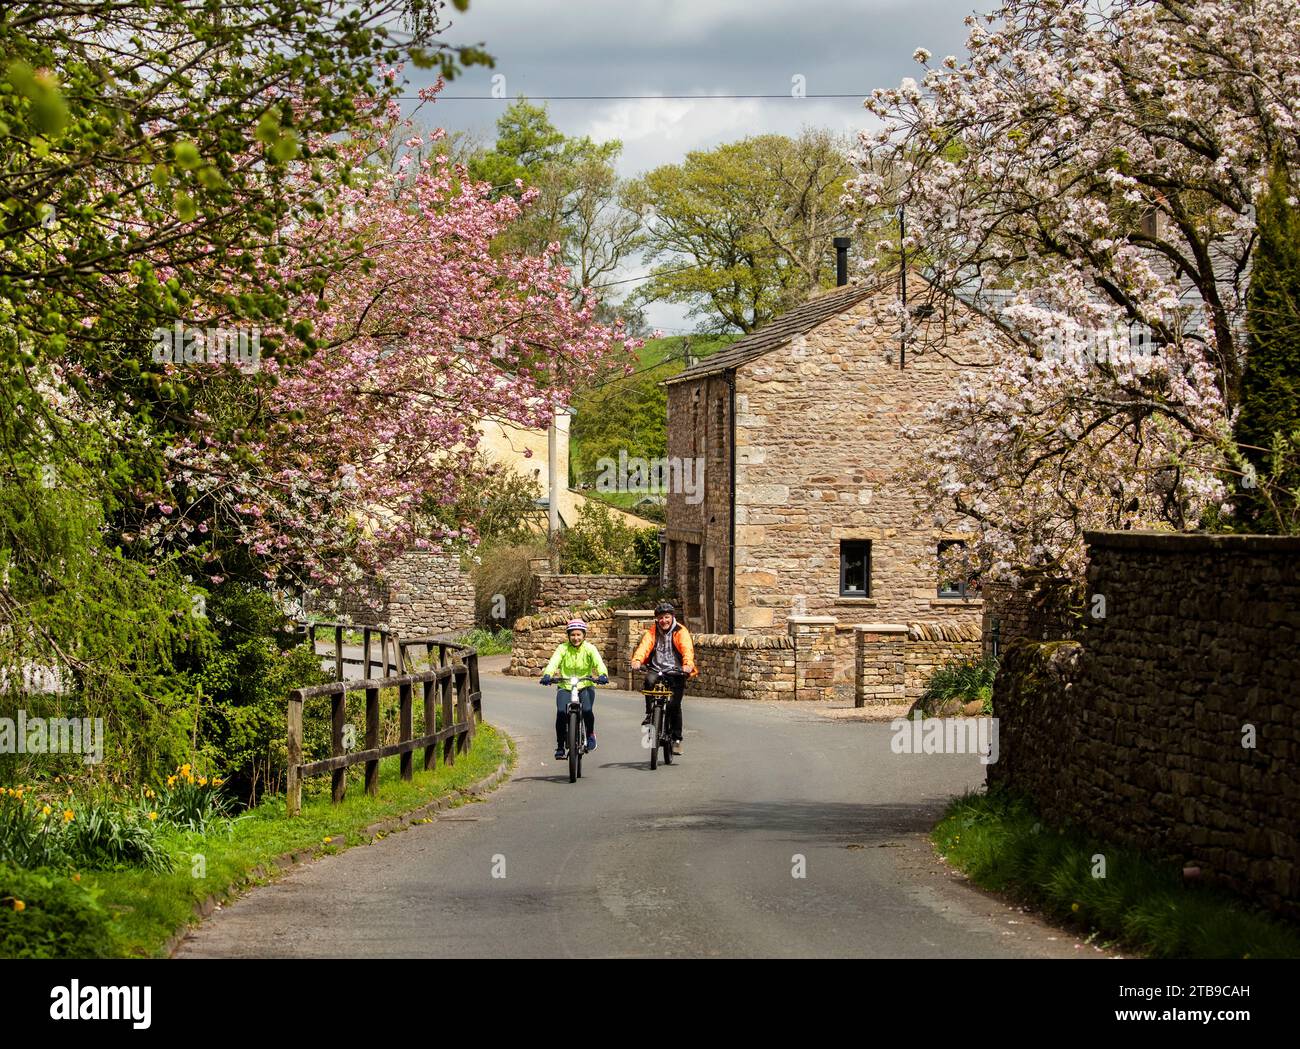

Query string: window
[839,541,871,597]
[937,540,980,599]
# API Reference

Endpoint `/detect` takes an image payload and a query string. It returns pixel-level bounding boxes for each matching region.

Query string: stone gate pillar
[789,615,836,701]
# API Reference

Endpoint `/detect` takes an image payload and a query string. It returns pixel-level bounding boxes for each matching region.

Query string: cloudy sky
[401,0,982,330]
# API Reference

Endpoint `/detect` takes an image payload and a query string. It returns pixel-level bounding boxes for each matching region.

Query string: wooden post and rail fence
[286,622,482,816]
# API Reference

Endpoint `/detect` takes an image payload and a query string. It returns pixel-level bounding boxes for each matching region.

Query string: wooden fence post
[365,686,380,796]
[334,625,344,683]
[331,689,348,803]
[468,652,482,724]
[441,673,455,767]
[422,678,437,772]
[287,691,304,817]
[454,667,469,755]
[399,680,413,782]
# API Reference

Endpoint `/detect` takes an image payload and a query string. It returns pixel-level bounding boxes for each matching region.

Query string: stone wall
[303,550,474,637]
[680,633,795,702]
[516,613,837,702]
[854,621,983,706]
[508,606,621,678]
[980,579,1080,658]
[533,573,658,612]
[989,530,1300,920]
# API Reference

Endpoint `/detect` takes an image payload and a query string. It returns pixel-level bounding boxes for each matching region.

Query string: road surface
[176,667,1095,958]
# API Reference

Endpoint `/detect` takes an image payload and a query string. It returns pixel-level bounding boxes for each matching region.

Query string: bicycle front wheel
[568,708,580,783]
[649,704,662,770]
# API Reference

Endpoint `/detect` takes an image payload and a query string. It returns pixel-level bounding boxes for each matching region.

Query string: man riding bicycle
[630,602,696,754]
[540,619,609,760]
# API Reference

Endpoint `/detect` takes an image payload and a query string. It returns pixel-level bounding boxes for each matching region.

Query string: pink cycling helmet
[566,619,588,634]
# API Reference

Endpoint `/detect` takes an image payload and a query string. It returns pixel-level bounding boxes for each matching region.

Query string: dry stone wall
[854,621,982,705]
[303,550,474,638]
[533,573,659,612]
[508,606,620,677]
[989,530,1300,920]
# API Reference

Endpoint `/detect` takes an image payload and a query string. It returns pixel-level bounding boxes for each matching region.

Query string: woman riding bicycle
[540,619,609,760]
[630,602,696,754]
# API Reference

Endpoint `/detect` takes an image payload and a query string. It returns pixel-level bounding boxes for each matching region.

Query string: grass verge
[455,627,513,656]
[934,788,1300,959]
[87,723,511,958]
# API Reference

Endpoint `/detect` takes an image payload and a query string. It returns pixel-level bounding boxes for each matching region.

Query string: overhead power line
[399,93,869,102]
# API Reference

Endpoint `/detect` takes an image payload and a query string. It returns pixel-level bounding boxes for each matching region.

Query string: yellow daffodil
[167,775,176,786]
[145,788,155,799]
[180,764,191,775]
[323,836,332,844]
[212,778,223,787]
[62,809,74,822]
[42,805,51,816]
[198,776,207,786]
[12,900,24,912]
[148,811,158,821]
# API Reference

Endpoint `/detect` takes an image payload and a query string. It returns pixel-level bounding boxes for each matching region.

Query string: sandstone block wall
[664,372,733,632]
[989,530,1300,920]
[854,621,982,706]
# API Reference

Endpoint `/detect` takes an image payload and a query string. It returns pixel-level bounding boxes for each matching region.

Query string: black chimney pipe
[833,237,851,286]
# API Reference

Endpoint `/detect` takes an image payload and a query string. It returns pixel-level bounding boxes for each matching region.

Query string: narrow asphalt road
[176,668,1096,959]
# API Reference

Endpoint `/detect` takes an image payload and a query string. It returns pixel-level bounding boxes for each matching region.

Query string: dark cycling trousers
[555,686,595,745]
[643,669,684,740]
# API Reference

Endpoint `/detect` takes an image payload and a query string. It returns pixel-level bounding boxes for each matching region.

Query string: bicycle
[641,669,686,770]
[546,674,595,783]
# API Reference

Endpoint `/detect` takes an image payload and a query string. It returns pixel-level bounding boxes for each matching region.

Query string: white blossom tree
[850,0,1300,582]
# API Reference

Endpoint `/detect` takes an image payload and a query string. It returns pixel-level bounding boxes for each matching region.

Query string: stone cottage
[662,276,1001,673]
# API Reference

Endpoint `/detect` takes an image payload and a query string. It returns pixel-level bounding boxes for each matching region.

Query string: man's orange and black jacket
[631,617,698,677]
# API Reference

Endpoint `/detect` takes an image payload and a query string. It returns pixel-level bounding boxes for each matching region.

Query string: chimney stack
[833,237,851,286]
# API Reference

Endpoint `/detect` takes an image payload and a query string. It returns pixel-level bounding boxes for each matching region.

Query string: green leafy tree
[1234,160,1300,532]
[193,586,329,806]
[0,2,488,782]
[559,500,658,575]
[629,130,857,333]
[423,457,543,547]
[569,335,737,487]
[469,99,646,291]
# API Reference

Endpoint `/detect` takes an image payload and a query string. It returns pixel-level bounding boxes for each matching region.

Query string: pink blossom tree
[143,88,634,588]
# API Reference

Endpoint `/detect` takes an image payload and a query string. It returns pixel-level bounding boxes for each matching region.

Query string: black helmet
[654,602,675,616]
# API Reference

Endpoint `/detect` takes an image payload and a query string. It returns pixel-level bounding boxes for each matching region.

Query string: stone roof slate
[663,282,878,384]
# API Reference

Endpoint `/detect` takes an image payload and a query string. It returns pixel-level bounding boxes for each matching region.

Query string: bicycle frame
[641,670,685,769]
[552,674,595,782]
